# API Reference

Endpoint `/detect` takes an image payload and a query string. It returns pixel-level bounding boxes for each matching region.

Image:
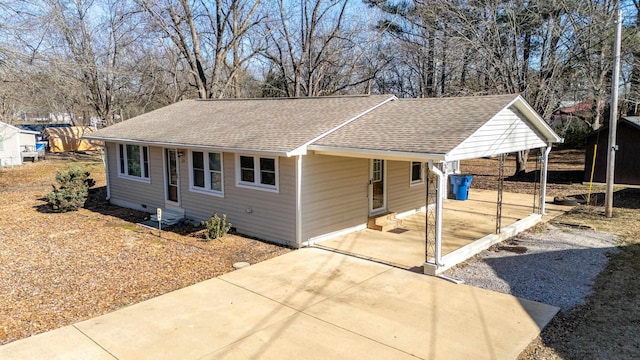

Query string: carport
[308,94,563,275]
[314,189,571,272]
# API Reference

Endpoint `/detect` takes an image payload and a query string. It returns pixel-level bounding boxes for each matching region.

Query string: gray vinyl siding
[448,106,547,160]
[301,153,369,241]
[386,160,426,214]
[180,152,297,246]
[106,142,165,211]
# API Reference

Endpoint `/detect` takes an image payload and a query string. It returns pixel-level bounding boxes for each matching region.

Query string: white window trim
[188,150,224,197]
[410,161,425,186]
[116,143,150,183]
[235,154,279,193]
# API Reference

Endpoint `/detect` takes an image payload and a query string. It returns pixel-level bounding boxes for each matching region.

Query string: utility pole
[605,9,622,218]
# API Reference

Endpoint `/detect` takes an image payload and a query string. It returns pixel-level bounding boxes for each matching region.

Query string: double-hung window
[190,151,223,195]
[118,144,149,181]
[410,161,424,185]
[237,154,278,191]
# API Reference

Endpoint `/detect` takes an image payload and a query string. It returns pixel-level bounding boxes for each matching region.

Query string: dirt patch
[0,155,290,345]
[496,245,528,254]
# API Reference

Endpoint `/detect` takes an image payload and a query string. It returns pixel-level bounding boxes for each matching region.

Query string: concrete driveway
[0,248,558,359]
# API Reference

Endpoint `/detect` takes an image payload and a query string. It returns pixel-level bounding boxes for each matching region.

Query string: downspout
[428,160,444,267]
[540,145,552,215]
[104,145,111,200]
[295,155,303,249]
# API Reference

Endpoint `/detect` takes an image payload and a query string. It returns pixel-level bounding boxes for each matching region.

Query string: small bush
[44,167,95,212]
[202,213,231,241]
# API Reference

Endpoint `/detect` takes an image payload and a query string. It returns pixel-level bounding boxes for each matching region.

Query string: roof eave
[83,136,289,157]
[308,145,447,162]
[19,130,40,135]
[510,96,563,143]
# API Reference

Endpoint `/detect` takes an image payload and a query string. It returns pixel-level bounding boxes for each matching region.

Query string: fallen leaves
[0,154,290,345]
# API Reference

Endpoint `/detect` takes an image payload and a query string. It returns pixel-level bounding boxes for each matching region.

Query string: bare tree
[136,0,265,99]
[262,0,380,97]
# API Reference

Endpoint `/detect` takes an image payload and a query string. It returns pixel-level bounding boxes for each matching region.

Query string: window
[190,151,223,194]
[372,159,383,182]
[0,138,4,151]
[118,144,149,181]
[237,155,278,191]
[411,161,424,185]
[240,155,255,183]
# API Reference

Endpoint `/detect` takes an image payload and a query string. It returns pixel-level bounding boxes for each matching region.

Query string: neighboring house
[19,112,73,123]
[550,99,600,127]
[85,94,561,249]
[42,126,102,152]
[0,121,40,167]
[584,116,640,186]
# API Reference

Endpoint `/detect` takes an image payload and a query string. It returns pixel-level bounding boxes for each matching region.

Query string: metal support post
[496,154,505,234]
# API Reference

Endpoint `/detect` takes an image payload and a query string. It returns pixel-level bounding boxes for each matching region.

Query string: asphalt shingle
[313,94,520,155]
[87,95,395,153]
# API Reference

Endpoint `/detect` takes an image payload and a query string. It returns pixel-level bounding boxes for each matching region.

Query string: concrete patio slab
[316,189,572,270]
[203,313,419,360]
[74,278,297,360]
[0,326,115,360]
[304,266,558,360]
[219,246,390,310]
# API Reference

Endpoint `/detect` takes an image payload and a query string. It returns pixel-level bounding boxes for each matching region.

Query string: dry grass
[518,199,640,359]
[0,153,289,345]
[460,149,604,199]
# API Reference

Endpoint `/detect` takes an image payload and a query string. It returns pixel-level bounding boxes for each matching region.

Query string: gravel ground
[445,223,620,312]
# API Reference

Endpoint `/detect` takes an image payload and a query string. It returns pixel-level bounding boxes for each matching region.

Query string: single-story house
[584,116,640,186]
[85,94,562,273]
[42,126,102,152]
[0,121,40,167]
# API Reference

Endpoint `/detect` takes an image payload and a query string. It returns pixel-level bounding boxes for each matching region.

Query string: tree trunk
[514,150,529,177]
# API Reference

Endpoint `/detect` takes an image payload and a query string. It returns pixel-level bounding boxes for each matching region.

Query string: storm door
[165,148,179,204]
[369,159,386,214]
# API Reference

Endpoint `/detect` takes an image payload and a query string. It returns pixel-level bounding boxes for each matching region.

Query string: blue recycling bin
[450,175,473,201]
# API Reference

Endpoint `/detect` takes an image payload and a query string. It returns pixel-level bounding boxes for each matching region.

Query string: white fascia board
[19,130,40,135]
[308,145,447,162]
[287,95,398,157]
[511,96,563,143]
[84,136,288,157]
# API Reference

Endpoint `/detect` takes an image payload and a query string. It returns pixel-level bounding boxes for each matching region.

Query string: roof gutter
[286,95,398,157]
[82,136,288,157]
[308,145,447,162]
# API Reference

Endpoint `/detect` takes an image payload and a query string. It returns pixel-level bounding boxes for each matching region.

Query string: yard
[1,149,639,359]
[462,149,640,359]
[0,153,289,345]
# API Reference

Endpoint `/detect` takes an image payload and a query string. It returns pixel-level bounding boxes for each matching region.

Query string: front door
[165,148,179,204]
[369,159,386,214]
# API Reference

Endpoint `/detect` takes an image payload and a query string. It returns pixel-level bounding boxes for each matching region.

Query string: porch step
[367,213,402,232]
[150,207,185,226]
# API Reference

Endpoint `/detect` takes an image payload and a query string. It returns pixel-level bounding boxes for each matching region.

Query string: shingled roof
[86,93,560,160]
[313,94,521,155]
[85,95,395,155]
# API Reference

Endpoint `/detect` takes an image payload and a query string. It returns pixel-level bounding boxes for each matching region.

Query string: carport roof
[311,94,561,161]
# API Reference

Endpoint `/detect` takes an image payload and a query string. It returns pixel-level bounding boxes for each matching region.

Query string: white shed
[0,121,40,167]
